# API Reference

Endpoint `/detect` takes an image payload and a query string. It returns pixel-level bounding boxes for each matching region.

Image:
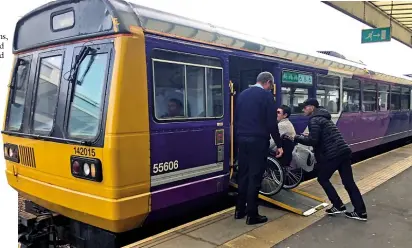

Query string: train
[3,0,412,247]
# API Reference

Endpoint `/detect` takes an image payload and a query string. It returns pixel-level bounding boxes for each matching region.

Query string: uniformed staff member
[234,71,283,225]
[287,98,367,221]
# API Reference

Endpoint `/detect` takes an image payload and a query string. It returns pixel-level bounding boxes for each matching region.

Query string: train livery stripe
[150,162,224,187]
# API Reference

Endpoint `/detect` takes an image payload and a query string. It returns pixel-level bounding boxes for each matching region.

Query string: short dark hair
[256,71,274,84]
[278,105,291,118]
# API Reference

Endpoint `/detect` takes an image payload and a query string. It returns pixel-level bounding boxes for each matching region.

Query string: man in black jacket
[288,98,367,221]
[235,71,283,225]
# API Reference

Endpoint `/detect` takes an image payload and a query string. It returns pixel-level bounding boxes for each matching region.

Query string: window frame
[64,43,113,144]
[400,86,411,111]
[390,84,402,111]
[342,78,361,113]
[151,49,224,122]
[377,83,390,112]
[362,81,378,112]
[29,49,65,136]
[315,74,341,114]
[280,69,313,116]
[5,55,33,132]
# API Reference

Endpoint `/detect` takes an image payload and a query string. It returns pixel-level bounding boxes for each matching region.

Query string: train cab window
[390,85,401,110]
[401,86,410,110]
[362,82,377,112]
[316,75,340,113]
[152,49,223,120]
[6,56,32,131]
[281,70,312,114]
[67,53,109,140]
[342,78,360,112]
[32,55,63,135]
[378,84,389,111]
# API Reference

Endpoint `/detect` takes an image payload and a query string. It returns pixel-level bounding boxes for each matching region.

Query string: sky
[0,0,411,246]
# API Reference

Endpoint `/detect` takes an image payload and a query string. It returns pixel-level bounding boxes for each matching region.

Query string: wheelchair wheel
[282,166,303,189]
[259,156,284,196]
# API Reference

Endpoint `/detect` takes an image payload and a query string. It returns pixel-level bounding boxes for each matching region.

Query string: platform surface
[125,144,412,248]
[274,165,412,248]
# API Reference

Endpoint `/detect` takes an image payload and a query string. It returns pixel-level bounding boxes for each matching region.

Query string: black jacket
[294,107,351,163]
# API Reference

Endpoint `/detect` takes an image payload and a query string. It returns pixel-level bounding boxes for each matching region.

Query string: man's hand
[275,147,283,158]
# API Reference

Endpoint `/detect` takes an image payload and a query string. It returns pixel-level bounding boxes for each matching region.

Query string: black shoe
[246,214,268,225]
[325,205,347,215]
[345,211,367,221]
[234,210,247,219]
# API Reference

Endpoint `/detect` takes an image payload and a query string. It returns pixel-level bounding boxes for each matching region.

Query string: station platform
[125,144,412,248]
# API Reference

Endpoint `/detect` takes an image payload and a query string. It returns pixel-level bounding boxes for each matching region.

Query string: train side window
[362,82,377,112]
[316,75,340,113]
[32,54,63,135]
[67,53,109,140]
[378,84,389,111]
[390,85,401,110]
[342,78,360,112]
[281,87,309,114]
[152,49,223,120]
[6,56,32,131]
[401,86,410,110]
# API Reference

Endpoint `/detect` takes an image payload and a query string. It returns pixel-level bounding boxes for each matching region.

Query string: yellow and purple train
[3,0,412,247]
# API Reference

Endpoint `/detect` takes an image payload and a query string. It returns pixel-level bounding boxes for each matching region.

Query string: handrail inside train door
[229,80,235,179]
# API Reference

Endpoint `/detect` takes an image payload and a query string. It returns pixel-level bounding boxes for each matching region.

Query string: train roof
[14,0,412,85]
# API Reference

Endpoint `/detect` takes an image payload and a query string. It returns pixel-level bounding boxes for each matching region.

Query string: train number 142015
[153,160,179,174]
[73,147,96,157]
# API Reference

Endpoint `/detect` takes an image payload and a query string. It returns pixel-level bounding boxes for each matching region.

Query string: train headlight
[70,156,102,182]
[83,163,90,176]
[3,143,19,163]
[9,148,14,157]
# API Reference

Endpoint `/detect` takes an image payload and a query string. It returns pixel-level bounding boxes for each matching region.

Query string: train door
[228,56,279,163]
[146,47,229,212]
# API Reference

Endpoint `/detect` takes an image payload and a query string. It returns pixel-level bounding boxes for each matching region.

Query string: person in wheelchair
[270,105,316,171]
[269,105,296,166]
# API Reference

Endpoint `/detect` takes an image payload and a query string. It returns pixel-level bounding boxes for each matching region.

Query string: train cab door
[148,48,229,211]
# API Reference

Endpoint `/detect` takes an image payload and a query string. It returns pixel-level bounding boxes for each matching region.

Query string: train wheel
[259,156,284,196]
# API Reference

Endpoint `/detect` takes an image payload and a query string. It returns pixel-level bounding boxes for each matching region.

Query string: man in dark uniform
[288,98,367,221]
[235,71,283,225]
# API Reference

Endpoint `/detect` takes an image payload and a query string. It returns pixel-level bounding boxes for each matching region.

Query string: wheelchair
[261,138,307,196]
[233,137,311,197]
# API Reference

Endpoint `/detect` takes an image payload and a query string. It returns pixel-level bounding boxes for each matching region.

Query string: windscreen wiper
[69,46,95,103]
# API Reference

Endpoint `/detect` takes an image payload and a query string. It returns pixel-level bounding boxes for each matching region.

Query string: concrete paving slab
[187,206,287,245]
[273,166,412,248]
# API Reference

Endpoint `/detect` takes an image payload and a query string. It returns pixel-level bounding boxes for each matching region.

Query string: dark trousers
[236,137,268,216]
[317,155,367,213]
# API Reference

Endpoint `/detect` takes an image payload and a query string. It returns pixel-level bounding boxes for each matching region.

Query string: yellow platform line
[124,206,235,248]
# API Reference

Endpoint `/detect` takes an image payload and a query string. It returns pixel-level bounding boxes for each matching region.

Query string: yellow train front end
[3,0,153,237]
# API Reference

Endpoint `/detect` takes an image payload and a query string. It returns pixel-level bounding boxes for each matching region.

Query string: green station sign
[282,71,313,85]
[361,27,391,44]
